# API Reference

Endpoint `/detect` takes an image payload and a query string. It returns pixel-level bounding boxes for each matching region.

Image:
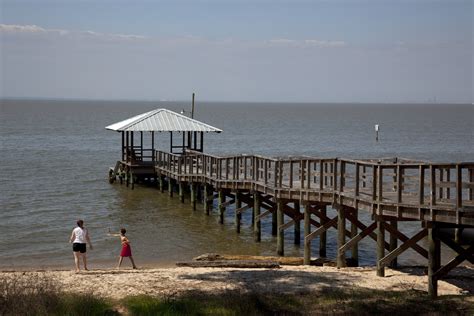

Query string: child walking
[109,228,137,269]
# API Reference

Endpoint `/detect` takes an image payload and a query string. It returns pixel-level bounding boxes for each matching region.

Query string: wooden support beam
[338,222,377,254]
[272,204,277,236]
[279,219,295,231]
[320,205,327,257]
[337,207,347,268]
[254,192,261,242]
[235,191,242,233]
[277,200,284,256]
[305,216,338,243]
[159,176,164,193]
[221,199,235,208]
[376,217,385,277]
[294,201,301,245]
[344,212,390,250]
[219,190,225,224]
[433,245,474,279]
[236,204,252,214]
[428,224,441,298]
[438,235,474,265]
[168,178,173,197]
[256,209,272,222]
[379,228,428,267]
[389,220,398,268]
[190,183,196,210]
[351,209,359,266]
[203,185,211,215]
[179,182,185,203]
[304,203,311,265]
[383,222,428,259]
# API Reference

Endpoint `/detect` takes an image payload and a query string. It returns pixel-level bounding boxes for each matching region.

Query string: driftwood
[176,260,280,269]
[192,253,333,266]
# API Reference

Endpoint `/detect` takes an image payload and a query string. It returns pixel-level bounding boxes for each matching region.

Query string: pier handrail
[152,149,474,224]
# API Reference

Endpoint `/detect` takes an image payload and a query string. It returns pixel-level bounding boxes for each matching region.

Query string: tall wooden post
[320,205,327,257]
[235,191,242,233]
[294,201,301,245]
[277,200,284,256]
[351,209,359,266]
[191,183,196,210]
[428,222,440,298]
[376,216,385,277]
[254,192,261,242]
[159,176,164,193]
[168,178,173,197]
[304,203,311,265]
[218,190,225,224]
[337,206,347,268]
[203,184,209,215]
[179,182,185,203]
[389,220,398,268]
[272,205,277,236]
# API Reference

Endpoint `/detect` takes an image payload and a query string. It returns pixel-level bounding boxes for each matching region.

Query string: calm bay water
[0,100,472,269]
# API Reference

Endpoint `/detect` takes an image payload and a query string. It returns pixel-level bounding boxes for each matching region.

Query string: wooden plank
[337,206,347,268]
[305,216,337,242]
[279,219,295,231]
[304,204,311,265]
[221,199,235,208]
[277,200,284,256]
[339,222,377,254]
[176,260,280,268]
[433,245,474,279]
[383,222,428,259]
[379,228,428,267]
[236,204,252,214]
[256,209,272,222]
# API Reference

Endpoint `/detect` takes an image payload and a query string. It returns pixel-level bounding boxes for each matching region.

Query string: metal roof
[105,108,222,133]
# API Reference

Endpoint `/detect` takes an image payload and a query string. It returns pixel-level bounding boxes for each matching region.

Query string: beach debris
[176,260,280,269]
[192,253,334,266]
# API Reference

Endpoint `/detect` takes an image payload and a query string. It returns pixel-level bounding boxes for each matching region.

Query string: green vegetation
[123,289,473,316]
[1,273,472,315]
[0,273,117,316]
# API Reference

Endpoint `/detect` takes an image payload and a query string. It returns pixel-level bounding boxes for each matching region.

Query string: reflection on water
[0,100,472,268]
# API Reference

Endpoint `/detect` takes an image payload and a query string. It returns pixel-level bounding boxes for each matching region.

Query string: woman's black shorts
[73,243,87,253]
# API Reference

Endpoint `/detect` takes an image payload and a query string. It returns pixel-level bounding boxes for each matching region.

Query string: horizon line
[1,96,472,105]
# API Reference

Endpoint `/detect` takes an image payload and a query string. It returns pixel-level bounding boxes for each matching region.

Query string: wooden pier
[110,149,474,297]
[106,108,473,298]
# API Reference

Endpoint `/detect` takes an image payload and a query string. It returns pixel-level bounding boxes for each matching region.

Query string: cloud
[0,23,346,49]
[0,24,48,33]
[304,39,346,47]
[0,24,147,40]
[266,38,346,48]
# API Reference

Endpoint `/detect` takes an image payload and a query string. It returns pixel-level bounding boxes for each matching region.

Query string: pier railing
[153,149,474,225]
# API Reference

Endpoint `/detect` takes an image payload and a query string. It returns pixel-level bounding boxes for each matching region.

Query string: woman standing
[69,219,93,272]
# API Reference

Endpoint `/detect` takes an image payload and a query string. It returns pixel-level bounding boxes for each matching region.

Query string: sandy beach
[2,265,473,300]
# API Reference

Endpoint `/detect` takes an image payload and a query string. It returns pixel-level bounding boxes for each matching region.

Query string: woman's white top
[72,227,87,244]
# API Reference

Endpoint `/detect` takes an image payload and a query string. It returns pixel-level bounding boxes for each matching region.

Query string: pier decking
[106,108,473,298]
[110,149,474,298]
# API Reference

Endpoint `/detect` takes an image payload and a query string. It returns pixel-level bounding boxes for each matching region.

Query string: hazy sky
[1,0,472,103]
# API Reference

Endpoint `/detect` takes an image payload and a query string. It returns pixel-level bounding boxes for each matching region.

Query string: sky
[0,0,472,103]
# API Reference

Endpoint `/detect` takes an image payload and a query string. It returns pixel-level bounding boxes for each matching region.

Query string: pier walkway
[111,149,474,298]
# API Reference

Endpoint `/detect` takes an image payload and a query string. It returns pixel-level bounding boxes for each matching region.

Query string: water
[0,100,472,269]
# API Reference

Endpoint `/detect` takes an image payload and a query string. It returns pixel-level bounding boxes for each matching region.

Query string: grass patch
[123,290,473,316]
[0,273,117,316]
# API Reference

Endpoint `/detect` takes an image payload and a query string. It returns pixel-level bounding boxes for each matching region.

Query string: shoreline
[2,265,473,300]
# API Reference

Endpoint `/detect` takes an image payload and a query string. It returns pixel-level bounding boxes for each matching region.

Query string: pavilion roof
[105,108,222,133]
